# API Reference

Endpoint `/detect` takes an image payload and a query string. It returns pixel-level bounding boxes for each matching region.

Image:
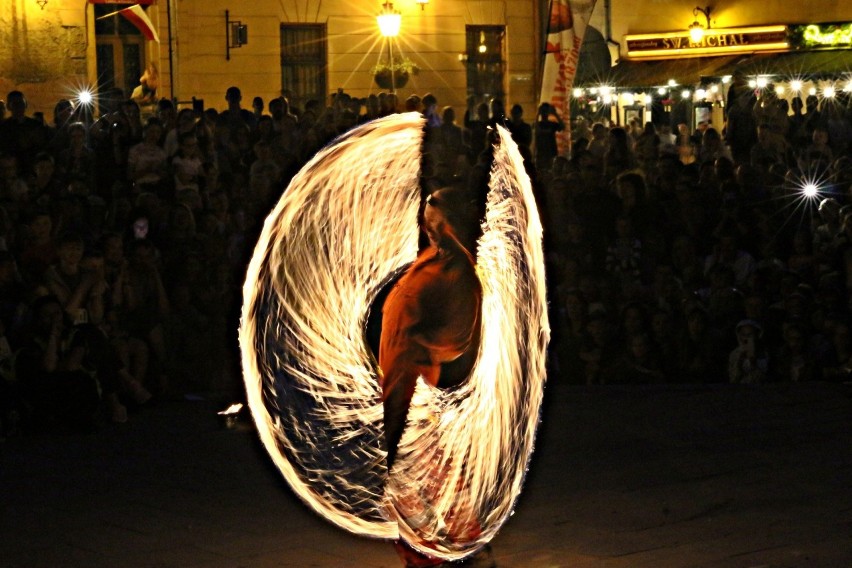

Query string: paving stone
[2,383,850,567]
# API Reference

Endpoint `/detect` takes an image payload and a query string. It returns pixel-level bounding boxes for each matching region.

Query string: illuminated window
[465,25,505,104]
[94,4,144,98]
[280,24,328,110]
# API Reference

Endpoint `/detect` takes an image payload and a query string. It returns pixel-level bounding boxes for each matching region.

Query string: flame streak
[240,112,549,560]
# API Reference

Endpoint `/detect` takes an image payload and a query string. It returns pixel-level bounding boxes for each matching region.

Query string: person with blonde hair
[132,63,159,105]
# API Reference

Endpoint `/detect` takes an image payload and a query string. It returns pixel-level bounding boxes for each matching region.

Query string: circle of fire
[240,112,549,560]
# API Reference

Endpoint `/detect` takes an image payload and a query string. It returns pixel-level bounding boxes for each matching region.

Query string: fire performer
[241,115,547,567]
[378,186,486,567]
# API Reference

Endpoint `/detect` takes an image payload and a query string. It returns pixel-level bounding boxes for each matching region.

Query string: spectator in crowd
[773,319,821,382]
[506,104,532,150]
[534,102,564,172]
[128,118,168,196]
[16,294,130,428]
[0,154,30,209]
[0,91,49,174]
[728,319,769,383]
[217,86,257,135]
[464,99,490,163]
[633,121,660,170]
[43,231,105,325]
[251,96,264,121]
[586,121,608,162]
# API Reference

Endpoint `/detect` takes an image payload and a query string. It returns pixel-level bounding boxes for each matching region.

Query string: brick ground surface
[2,382,851,568]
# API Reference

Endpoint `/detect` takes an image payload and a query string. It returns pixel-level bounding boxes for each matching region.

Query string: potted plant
[372,57,419,90]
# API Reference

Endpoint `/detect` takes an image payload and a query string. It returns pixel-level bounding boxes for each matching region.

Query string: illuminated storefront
[574,2,852,131]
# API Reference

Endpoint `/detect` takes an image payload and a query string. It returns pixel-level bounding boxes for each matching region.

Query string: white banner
[539,0,597,155]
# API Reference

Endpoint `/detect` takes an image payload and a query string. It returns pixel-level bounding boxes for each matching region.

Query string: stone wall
[0,0,89,116]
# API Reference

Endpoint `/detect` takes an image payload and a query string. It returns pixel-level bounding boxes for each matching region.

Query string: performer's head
[423,187,479,254]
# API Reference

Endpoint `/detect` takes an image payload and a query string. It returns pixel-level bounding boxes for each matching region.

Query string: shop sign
[626,26,789,58]
[790,23,852,48]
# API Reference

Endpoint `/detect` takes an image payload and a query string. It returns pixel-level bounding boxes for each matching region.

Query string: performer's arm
[409,272,481,364]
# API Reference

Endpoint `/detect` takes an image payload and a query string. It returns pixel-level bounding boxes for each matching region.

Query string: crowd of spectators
[549,77,852,388]
[1,74,851,438]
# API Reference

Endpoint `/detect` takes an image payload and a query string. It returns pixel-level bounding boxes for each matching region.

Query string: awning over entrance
[578,49,852,89]
[715,49,852,79]
[576,55,744,88]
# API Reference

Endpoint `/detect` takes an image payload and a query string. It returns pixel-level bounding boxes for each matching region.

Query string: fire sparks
[239,112,549,560]
[217,403,244,415]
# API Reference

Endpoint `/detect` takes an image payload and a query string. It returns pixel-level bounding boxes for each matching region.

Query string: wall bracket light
[689,5,713,43]
[225,10,248,61]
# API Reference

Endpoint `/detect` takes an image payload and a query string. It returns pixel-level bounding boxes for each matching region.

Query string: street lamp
[377,2,401,37]
[377,2,401,93]
[689,5,713,43]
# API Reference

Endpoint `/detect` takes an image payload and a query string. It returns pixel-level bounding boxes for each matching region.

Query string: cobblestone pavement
[2,382,851,567]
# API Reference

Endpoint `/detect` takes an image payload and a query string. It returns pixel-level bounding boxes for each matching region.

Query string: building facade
[0,0,545,117]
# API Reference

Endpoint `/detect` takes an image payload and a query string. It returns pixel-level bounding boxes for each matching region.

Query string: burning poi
[239,112,549,562]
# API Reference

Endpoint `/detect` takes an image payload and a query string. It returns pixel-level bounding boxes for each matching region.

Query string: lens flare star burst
[239,113,549,560]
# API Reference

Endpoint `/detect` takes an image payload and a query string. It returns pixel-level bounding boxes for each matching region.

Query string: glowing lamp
[721,75,732,84]
[689,5,712,43]
[696,88,707,100]
[756,77,768,89]
[668,79,677,87]
[572,88,583,97]
[824,85,836,98]
[809,86,818,96]
[775,85,785,96]
[682,89,691,99]
[657,87,667,96]
[790,79,803,92]
[689,21,705,43]
[377,2,401,37]
[844,82,852,93]
[803,183,819,198]
[77,89,93,106]
[748,79,757,89]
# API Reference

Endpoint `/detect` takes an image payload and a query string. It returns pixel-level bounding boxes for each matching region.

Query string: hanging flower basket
[372,58,418,90]
[374,69,409,90]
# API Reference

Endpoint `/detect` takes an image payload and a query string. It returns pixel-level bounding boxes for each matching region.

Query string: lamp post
[377,2,401,94]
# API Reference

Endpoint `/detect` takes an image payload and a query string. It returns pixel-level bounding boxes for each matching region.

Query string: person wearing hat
[728,319,769,384]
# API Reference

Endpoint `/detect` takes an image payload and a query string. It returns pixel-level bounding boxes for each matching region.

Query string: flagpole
[95,8,124,20]
[167,0,175,101]
[537,0,552,102]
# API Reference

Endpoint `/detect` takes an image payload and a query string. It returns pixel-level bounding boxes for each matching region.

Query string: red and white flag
[539,0,597,156]
[96,4,159,43]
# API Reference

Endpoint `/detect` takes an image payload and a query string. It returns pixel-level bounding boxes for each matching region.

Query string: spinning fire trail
[239,112,549,561]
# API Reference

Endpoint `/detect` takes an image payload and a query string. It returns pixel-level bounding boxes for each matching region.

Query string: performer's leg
[383,379,416,470]
[393,539,445,568]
